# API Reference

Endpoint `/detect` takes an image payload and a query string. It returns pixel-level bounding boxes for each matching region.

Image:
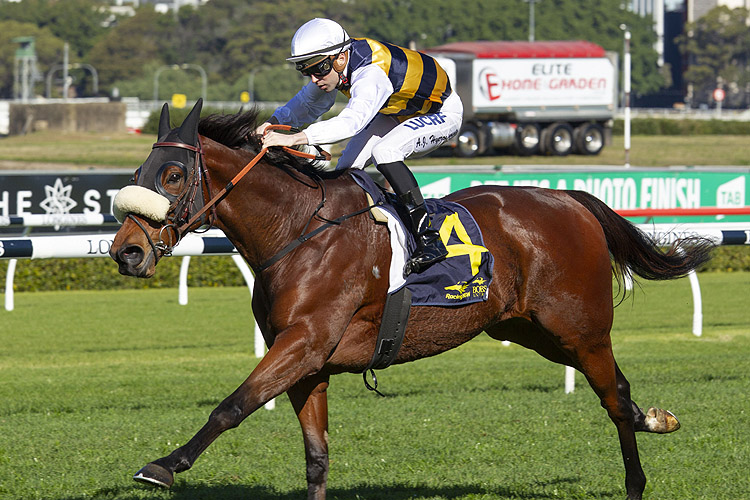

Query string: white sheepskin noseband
[113,185,171,223]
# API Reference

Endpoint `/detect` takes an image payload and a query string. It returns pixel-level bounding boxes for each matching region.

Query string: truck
[427,40,618,157]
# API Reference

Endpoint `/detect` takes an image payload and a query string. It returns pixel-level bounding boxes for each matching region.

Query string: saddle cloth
[350,169,494,307]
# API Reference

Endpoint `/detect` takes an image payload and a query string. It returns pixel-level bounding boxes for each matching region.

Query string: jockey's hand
[254,122,271,137]
[262,130,309,149]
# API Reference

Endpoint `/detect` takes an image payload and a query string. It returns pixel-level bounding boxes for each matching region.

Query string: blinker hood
[114,99,206,224]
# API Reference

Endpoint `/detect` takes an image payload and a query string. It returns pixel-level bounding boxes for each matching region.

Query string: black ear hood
[176,98,203,146]
[114,99,206,224]
[157,103,171,140]
[133,99,204,197]
[156,98,202,144]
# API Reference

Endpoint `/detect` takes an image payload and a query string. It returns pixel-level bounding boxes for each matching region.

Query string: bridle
[128,125,333,260]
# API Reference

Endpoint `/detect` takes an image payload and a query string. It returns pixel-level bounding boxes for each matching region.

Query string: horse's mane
[197,108,337,178]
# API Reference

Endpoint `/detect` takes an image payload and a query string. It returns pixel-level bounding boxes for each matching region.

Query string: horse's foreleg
[288,374,330,500]
[133,331,331,489]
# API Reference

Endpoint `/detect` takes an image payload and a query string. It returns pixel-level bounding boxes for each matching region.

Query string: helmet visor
[296,55,335,78]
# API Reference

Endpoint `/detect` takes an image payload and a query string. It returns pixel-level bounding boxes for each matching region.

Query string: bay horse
[109,100,713,500]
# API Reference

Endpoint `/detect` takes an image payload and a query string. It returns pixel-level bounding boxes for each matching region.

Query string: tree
[45,0,109,58]
[87,8,175,95]
[351,0,665,96]
[0,20,65,98]
[0,0,109,58]
[677,6,750,108]
[174,0,330,80]
[6,0,669,102]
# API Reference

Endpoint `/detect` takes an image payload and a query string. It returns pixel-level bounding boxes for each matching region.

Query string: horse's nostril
[118,244,144,265]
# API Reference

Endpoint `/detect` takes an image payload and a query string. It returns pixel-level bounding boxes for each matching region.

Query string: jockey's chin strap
[157,125,333,252]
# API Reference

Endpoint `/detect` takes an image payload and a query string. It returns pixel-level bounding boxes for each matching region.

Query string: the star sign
[39,178,78,214]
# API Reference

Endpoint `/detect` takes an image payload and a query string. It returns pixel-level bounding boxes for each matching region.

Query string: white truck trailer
[427,40,618,157]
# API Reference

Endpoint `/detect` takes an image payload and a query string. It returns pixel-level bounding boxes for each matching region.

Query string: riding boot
[376,161,448,276]
[400,189,448,275]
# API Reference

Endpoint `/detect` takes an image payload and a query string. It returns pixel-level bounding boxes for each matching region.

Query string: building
[630,0,749,107]
[687,0,750,21]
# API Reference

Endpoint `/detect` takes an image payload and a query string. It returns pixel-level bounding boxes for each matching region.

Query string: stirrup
[403,237,447,276]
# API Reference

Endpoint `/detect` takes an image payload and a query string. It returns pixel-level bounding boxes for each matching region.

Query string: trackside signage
[0,171,131,234]
[0,171,131,217]
[473,58,616,108]
[414,168,750,223]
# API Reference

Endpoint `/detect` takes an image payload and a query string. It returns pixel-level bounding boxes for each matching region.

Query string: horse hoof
[644,407,681,433]
[133,463,174,488]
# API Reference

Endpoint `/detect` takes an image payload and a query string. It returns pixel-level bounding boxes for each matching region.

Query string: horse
[109,100,714,500]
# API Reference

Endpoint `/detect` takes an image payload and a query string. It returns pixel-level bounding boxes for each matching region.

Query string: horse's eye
[155,161,187,200]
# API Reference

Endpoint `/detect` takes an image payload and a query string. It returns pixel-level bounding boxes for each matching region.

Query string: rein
[139,125,376,270]
[258,201,375,272]
[144,125,333,256]
[173,125,332,238]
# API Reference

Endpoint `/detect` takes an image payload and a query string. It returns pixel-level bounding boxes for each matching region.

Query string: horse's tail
[566,190,715,284]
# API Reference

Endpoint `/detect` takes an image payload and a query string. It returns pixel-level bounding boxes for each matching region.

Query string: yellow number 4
[438,212,489,276]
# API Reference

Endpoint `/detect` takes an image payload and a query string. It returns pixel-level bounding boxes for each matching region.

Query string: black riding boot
[376,161,448,276]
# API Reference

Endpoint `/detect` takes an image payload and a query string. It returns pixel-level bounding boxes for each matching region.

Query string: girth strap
[363,286,412,396]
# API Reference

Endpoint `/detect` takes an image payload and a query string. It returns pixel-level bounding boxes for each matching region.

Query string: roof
[427,40,607,59]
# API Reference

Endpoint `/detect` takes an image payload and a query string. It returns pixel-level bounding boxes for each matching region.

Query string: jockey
[256,18,464,276]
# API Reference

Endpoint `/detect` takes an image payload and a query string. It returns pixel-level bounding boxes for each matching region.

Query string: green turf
[0,272,748,499]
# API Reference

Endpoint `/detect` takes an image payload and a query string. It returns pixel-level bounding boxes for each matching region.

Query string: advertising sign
[0,171,131,233]
[472,58,615,108]
[414,167,749,224]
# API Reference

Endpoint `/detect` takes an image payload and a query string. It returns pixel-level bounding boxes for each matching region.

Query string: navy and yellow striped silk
[343,38,452,119]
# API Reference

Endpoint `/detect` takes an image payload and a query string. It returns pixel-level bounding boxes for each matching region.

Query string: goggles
[296,55,335,78]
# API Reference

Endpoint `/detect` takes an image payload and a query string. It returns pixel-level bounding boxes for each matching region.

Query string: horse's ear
[178,98,203,146]
[158,103,171,139]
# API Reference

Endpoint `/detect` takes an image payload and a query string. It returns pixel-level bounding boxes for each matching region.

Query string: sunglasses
[296,55,334,78]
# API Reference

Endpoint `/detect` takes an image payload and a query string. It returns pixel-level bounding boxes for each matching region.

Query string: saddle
[351,169,494,307]
[352,169,494,387]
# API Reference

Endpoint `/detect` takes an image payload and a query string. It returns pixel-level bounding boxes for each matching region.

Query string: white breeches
[336,91,463,170]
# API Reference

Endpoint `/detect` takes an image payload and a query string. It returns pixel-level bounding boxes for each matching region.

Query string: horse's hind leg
[487,319,646,497]
[574,341,647,500]
[617,364,681,434]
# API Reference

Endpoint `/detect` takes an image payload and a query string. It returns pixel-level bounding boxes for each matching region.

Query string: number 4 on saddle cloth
[350,170,494,307]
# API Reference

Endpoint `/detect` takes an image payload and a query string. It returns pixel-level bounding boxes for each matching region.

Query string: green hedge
[612,118,750,136]
[1,247,747,293]
[0,255,247,293]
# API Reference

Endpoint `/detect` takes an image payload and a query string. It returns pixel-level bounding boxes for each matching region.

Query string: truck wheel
[513,123,541,156]
[544,122,574,156]
[456,123,482,158]
[574,123,605,155]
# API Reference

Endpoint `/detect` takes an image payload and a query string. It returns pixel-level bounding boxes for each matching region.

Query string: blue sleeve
[271,82,338,128]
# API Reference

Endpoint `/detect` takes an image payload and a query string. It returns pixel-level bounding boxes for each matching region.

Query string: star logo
[39,178,77,214]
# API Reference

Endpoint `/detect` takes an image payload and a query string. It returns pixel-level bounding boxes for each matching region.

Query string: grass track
[0,272,749,500]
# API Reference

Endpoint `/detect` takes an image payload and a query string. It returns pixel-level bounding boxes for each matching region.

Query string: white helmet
[287,18,351,64]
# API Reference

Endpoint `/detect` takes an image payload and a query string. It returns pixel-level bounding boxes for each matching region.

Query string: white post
[621,25,631,168]
[4,258,17,311]
[62,43,70,101]
[688,270,703,337]
[564,366,575,394]
[624,268,634,291]
[178,256,191,305]
[528,0,536,42]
